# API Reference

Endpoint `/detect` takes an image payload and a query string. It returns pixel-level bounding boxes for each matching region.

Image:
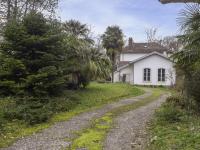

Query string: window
[158,68,166,82]
[144,68,151,81]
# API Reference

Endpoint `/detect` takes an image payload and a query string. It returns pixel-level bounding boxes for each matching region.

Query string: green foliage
[0,83,143,148]
[71,113,113,150]
[102,26,124,53]
[174,5,200,111]
[70,88,166,150]
[3,94,81,125]
[0,54,26,96]
[3,97,51,125]
[156,104,183,123]
[0,13,111,127]
[184,63,200,107]
[166,95,187,108]
[63,20,111,89]
[102,25,124,82]
[148,101,200,150]
[0,11,65,97]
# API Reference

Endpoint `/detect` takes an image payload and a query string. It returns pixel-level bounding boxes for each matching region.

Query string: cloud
[58,0,185,42]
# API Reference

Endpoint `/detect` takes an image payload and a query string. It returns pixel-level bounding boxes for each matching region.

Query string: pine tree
[0,11,65,97]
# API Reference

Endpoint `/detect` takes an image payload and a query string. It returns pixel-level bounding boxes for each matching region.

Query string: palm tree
[63,20,111,88]
[62,19,93,43]
[102,26,124,82]
[173,4,200,106]
[174,4,200,68]
[88,48,111,80]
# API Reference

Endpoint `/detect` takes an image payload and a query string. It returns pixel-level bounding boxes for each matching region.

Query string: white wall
[120,53,146,61]
[114,65,134,84]
[133,55,176,86]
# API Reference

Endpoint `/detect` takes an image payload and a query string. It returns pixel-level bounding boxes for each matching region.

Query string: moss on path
[69,88,168,150]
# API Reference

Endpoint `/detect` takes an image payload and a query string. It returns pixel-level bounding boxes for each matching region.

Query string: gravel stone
[104,94,169,150]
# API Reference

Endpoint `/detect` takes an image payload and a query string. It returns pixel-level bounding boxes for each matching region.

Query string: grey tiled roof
[122,42,168,54]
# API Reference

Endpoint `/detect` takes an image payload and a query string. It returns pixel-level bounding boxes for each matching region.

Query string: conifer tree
[0,11,65,97]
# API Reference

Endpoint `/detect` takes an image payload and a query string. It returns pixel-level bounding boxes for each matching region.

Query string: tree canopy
[102,26,124,82]
[172,4,200,108]
[0,11,65,97]
[62,20,111,89]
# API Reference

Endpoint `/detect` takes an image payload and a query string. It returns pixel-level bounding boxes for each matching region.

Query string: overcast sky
[58,0,186,42]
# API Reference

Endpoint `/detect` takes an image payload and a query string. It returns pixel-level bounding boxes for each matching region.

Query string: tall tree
[102,26,124,82]
[162,36,181,52]
[145,28,160,43]
[63,20,90,39]
[173,4,200,106]
[0,0,59,24]
[0,11,65,97]
[62,20,111,88]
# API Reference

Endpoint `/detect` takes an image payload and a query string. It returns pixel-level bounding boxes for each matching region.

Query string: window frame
[158,68,166,82]
[143,68,151,82]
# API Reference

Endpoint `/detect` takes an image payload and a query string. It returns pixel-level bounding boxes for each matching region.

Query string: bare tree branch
[0,0,59,24]
[145,28,161,43]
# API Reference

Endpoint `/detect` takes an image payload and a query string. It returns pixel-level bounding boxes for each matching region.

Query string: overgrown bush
[0,114,6,132]
[49,95,81,113]
[0,122,4,132]
[3,97,53,125]
[2,95,81,125]
[166,95,185,107]
[0,12,112,126]
[184,66,200,109]
[156,104,184,123]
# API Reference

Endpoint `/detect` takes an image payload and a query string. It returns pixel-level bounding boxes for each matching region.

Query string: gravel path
[104,94,169,150]
[2,89,152,150]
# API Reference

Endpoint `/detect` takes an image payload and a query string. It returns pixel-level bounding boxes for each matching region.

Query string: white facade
[114,52,176,86]
[114,65,134,84]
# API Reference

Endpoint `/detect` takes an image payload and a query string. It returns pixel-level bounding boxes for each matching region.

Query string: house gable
[117,51,173,71]
[133,53,175,86]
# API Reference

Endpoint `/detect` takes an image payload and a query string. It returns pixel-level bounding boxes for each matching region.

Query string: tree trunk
[7,0,11,22]
[24,0,29,17]
[159,0,199,4]
[13,0,18,20]
[111,52,115,83]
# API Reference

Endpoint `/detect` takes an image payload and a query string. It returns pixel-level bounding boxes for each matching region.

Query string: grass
[147,100,200,150]
[69,88,167,150]
[0,82,143,148]
[69,113,113,150]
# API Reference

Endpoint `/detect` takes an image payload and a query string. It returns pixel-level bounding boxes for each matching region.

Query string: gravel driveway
[104,94,169,150]
[2,89,152,150]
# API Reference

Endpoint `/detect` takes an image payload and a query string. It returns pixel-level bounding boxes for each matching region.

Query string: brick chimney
[128,37,133,47]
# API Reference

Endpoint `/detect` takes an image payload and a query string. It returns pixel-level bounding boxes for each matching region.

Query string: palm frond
[178,4,200,33]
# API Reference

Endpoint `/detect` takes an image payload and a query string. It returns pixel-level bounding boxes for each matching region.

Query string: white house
[114,38,176,86]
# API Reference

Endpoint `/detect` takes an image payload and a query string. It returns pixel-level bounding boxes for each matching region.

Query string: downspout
[133,64,134,85]
[119,70,121,82]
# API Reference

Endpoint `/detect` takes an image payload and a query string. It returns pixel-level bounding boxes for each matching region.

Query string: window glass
[158,68,165,82]
[144,68,151,81]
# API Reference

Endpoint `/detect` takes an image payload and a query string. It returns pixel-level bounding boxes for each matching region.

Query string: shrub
[4,97,53,125]
[3,95,81,125]
[49,95,80,113]
[156,104,184,123]
[0,114,6,132]
[166,95,185,107]
[0,121,3,131]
